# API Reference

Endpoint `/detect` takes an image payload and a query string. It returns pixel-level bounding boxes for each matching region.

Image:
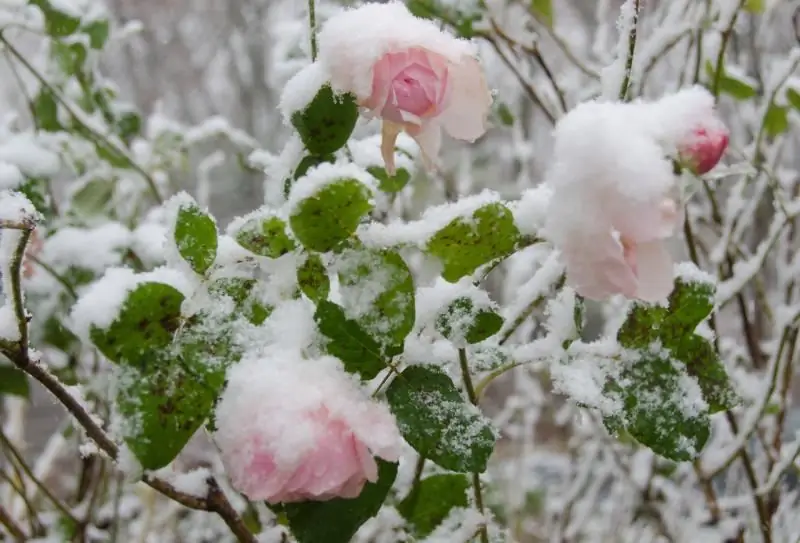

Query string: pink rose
[213,352,402,503]
[318,2,492,174]
[677,123,729,174]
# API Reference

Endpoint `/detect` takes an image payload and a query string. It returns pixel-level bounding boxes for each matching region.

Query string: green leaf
[787,88,800,111]
[207,277,272,326]
[367,166,411,193]
[435,297,503,345]
[289,179,373,253]
[764,104,789,139]
[235,216,296,259]
[297,254,330,302]
[115,350,225,470]
[0,366,30,398]
[604,353,711,462]
[51,41,87,76]
[31,0,81,37]
[291,86,358,155]
[90,282,184,367]
[286,154,336,198]
[494,102,515,127]
[744,0,765,13]
[283,460,398,543]
[336,248,415,354]
[387,366,497,472]
[398,473,469,537]
[82,19,110,49]
[530,0,554,27]
[314,301,386,380]
[33,89,61,131]
[69,178,114,217]
[426,203,522,282]
[115,110,142,144]
[718,75,757,101]
[174,202,218,275]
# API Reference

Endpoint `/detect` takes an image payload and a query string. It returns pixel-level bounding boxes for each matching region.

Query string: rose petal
[439,55,492,142]
[632,240,674,302]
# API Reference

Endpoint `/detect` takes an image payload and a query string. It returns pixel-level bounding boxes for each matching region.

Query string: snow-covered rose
[213,350,402,503]
[543,88,726,301]
[318,1,492,174]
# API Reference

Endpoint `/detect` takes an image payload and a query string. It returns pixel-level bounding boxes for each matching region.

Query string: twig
[711,0,746,99]
[0,503,26,541]
[307,0,317,60]
[619,0,642,101]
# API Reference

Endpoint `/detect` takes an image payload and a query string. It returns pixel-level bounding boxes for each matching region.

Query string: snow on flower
[213,349,402,503]
[543,86,727,302]
[316,1,492,174]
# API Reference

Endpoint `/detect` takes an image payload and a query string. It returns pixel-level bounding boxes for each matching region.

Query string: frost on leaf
[234,215,296,259]
[386,366,497,473]
[289,178,373,253]
[314,301,386,380]
[398,473,470,537]
[172,200,218,276]
[281,460,398,543]
[435,296,503,346]
[334,247,415,355]
[297,253,330,302]
[426,202,522,281]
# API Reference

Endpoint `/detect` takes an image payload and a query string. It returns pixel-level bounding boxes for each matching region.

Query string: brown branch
[0,503,26,542]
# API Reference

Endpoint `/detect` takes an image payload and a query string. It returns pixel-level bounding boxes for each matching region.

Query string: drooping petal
[439,55,492,142]
[409,122,442,172]
[561,233,638,301]
[381,120,404,175]
[632,240,674,302]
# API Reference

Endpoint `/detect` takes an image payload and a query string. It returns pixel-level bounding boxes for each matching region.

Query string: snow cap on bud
[213,349,402,504]
[317,1,492,174]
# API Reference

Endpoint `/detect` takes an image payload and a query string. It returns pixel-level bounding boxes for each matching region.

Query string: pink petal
[562,233,638,301]
[381,121,404,175]
[439,55,492,142]
[632,240,674,302]
[410,122,442,172]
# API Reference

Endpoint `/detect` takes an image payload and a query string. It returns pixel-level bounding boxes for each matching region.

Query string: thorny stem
[0,223,256,542]
[458,348,489,543]
[618,0,642,101]
[0,34,163,204]
[308,0,317,61]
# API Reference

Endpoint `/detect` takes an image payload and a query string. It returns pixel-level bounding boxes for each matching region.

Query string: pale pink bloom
[318,1,492,174]
[677,123,729,174]
[213,352,402,503]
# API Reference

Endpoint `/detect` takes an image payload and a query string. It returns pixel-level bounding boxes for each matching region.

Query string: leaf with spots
[207,277,272,326]
[314,301,386,380]
[291,85,358,155]
[235,216,296,259]
[289,179,373,252]
[387,365,497,472]
[174,201,218,275]
[336,248,415,355]
[435,296,503,345]
[297,254,330,302]
[426,203,522,282]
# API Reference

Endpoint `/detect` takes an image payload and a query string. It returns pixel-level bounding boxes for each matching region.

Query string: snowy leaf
[617,277,738,412]
[33,89,61,132]
[705,62,757,101]
[69,178,114,217]
[90,282,184,367]
[297,254,330,302]
[764,104,789,139]
[207,277,271,326]
[426,203,521,282]
[530,0,554,27]
[83,19,110,49]
[115,110,142,144]
[287,154,336,197]
[336,248,415,354]
[282,460,397,543]
[367,166,411,193]
[435,297,503,345]
[115,353,225,470]
[235,216,296,259]
[174,202,218,275]
[291,86,358,156]
[0,366,29,398]
[387,366,497,472]
[290,179,373,252]
[314,301,386,380]
[787,88,800,111]
[604,353,711,462]
[31,0,81,37]
[398,473,470,537]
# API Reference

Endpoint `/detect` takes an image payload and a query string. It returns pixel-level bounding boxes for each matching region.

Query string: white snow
[285,161,376,213]
[0,134,61,177]
[0,162,23,190]
[278,61,329,125]
[42,223,132,275]
[0,303,19,340]
[0,190,39,223]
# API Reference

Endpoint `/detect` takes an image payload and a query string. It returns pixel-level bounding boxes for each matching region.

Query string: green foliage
[33,89,61,131]
[83,19,110,49]
[744,0,765,13]
[291,86,358,155]
[367,166,411,193]
[69,178,115,217]
[174,201,218,275]
[705,61,757,100]
[426,203,522,281]
[297,254,330,302]
[387,366,497,472]
[406,0,483,38]
[0,365,30,398]
[787,88,800,111]
[398,473,470,537]
[289,179,373,252]
[283,460,398,543]
[530,0,554,27]
[207,277,271,326]
[336,248,415,354]
[235,216,296,259]
[763,104,789,139]
[435,296,503,345]
[314,301,386,380]
[608,276,738,460]
[31,0,81,37]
